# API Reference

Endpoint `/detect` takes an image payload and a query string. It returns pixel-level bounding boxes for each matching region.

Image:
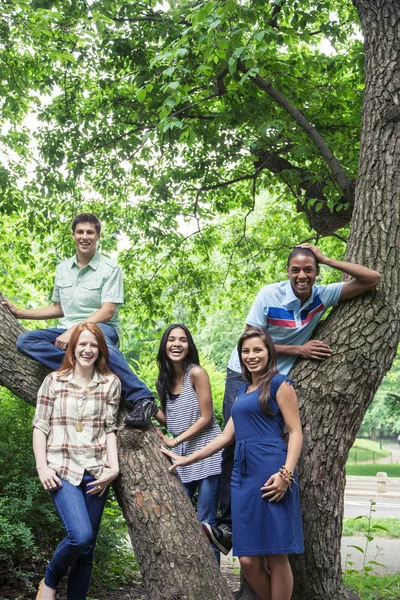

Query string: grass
[346,464,400,477]
[343,573,400,600]
[347,439,391,464]
[343,517,400,538]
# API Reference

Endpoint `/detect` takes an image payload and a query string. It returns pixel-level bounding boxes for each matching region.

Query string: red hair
[57,323,112,375]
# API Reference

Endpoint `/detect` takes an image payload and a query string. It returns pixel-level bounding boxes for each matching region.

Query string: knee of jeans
[16,331,34,353]
[70,527,94,552]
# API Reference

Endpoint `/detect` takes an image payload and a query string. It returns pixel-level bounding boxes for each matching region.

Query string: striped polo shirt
[166,365,222,484]
[228,279,343,375]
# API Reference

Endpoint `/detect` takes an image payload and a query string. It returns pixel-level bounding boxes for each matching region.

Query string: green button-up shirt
[52,252,124,337]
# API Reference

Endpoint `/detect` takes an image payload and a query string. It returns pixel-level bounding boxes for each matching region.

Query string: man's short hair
[72,213,101,235]
[287,247,318,268]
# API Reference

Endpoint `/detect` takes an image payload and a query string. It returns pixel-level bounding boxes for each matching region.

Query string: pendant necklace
[75,387,89,432]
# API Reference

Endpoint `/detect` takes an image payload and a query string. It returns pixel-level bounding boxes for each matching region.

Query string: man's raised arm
[298,243,381,301]
[2,300,64,320]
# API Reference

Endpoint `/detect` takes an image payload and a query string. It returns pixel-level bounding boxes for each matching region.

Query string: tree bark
[0,296,232,600]
[236,1,400,599]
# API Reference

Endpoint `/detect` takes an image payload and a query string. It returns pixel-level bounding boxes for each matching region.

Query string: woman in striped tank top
[154,324,222,560]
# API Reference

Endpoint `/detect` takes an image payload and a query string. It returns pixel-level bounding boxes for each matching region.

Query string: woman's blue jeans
[45,472,109,600]
[183,474,220,563]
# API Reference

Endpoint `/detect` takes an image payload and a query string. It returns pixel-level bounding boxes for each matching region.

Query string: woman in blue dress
[162,326,303,600]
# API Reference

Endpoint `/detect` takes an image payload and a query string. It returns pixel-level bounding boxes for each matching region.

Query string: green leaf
[348,545,364,553]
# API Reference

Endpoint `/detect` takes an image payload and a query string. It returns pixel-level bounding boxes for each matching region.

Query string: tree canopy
[1,0,364,331]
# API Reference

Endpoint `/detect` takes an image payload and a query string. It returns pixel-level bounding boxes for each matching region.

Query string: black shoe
[124,398,158,428]
[202,523,232,555]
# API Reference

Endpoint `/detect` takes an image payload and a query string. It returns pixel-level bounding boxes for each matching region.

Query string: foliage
[345,464,400,477]
[0,389,61,586]
[343,501,390,599]
[343,517,400,539]
[0,0,362,334]
[342,573,400,600]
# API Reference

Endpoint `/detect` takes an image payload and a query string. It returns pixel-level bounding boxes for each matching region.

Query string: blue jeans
[183,474,220,563]
[16,323,153,404]
[218,368,246,530]
[45,472,109,599]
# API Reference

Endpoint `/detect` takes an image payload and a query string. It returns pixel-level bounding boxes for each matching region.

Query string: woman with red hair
[33,323,121,600]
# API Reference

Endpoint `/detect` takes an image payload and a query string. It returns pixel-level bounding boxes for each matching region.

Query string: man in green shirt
[3,213,156,427]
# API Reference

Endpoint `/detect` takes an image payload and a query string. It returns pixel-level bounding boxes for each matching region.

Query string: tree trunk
[0,296,232,600]
[236,2,400,599]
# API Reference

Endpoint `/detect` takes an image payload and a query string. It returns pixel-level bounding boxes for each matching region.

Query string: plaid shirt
[33,370,121,485]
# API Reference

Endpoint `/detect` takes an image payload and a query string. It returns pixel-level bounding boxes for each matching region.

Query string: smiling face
[74,329,99,371]
[240,336,269,377]
[165,327,189,363]
[72,221,100,259]
[286,253,319,304]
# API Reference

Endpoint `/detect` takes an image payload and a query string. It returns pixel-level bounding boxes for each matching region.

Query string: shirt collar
[56,369,110,384]
[282,280,316,310]
[70,251,100,271]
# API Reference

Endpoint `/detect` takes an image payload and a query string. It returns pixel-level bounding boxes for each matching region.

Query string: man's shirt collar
[282,280,316,311]
[71,251,100,271]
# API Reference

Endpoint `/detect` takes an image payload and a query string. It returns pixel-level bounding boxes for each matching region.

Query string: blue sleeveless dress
[231,373,304,556]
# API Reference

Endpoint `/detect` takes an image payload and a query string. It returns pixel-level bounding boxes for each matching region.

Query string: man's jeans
[45,472,109,599]
[16,323,153,404]
[184,474,220,563]
[218,368,246,530]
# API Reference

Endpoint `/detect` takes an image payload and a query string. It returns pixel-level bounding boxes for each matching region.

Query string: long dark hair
[237,327,278,417]
[156,324,200,412]
[57,323,112,375]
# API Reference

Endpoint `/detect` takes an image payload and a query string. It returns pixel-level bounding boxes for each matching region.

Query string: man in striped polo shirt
[205,243,380,553]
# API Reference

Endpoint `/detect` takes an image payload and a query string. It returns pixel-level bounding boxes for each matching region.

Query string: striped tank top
[165,364,222,484]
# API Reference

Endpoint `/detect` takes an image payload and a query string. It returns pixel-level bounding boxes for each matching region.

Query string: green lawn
[346,464,400,477]
[347,439,391,464]
[343,517,400,538]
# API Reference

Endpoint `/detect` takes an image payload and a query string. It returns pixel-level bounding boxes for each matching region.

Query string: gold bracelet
[175,436,182,445]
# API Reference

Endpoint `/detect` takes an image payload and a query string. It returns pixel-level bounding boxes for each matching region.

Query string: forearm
[32,428,48,469]
[322,257,380,286]
[275,344,301,357]
[14,304,64,320]
[284,431,303,474]
[105,433,119,471]
[180,430,233,465]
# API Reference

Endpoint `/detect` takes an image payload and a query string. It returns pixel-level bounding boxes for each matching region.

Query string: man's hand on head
[298,340,332,360]
[296,243,327,265]
[55,328,74,350]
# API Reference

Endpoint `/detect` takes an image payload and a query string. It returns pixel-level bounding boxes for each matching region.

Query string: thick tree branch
[237,61,354,202]
[251,146,355,234]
